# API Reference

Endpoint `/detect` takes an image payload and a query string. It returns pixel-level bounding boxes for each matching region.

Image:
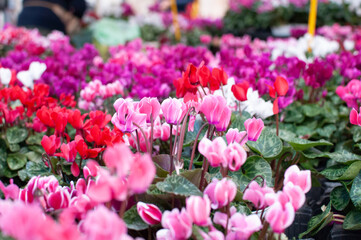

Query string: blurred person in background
[0,0,22,29]
[17,0,86,35]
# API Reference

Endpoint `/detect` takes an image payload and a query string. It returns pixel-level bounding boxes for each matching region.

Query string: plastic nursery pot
[330,223,361,240]
[285,204,313,239]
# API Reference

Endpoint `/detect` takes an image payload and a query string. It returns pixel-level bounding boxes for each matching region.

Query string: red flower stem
[189,123,209,170]
[169,124,173,175]
[258,222,269,240]
[150,114,154,155]
[176,107,195,165]
[119,197,128,218]
[132,131,141,153]
[225,203,230,235]
[276,113,279,136]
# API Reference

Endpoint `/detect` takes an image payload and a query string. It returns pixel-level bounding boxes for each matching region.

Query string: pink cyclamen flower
[103,143,134,177]
[186,195,211,226]
[199,229,225,240]
[127,153,156,194]
[350,107,361,126]
[224,142,247,171]
[161,208,193,240]
[214,106,231,132]
[244,117,264,141]
[227,213,263,240]
[204,178,237,209]
[198,137,227,168]
[136,97,161,123]
[161,97,187,125]
[283,165,311,193]
[137,202,162,225]
[82,205,128,240]
[111,98,147,132]
[243,181,274,209]
[0,179,19,200]
[56,141,77,162]
[265,191,295,233]
[283,182,305,211]
[200,95,230,126]
[226,128,248,145]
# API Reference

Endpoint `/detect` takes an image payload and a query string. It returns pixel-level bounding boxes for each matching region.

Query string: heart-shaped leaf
[350,172,361,209]
[247,128,283,159]
[344,210,361,230]
[331,185,350,211]
[156,175,202,197]
[321,161,361,181]
[7,153,27,170]
[6,127,28,144]
[123,205,148,231]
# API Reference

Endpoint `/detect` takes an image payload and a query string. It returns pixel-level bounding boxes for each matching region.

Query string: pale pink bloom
[243,181,274,209]
[128,127,150,152]
[186,195,211,226]
[198,137,227,168]
[87,168,127,202]
[103,143,134,177]
[156,229,172,240]
[83,160,99,179]
[153,123,171,141]
[265,192,295,233]
[161,208,193,240]
[283,182,305,211]
[244,117,264,141]
[19,176,59,203]
[188,115,196,132]
[161,98,187,125]
[200,95,230,125]
[127,153,155,194]
[214,106,231,132]
[57,141,77,162]
[199,229,225,240]
[227,213,262,240]
[213,206,237,228]
[137,202,162,225]
[204,178,237,209]
[82,205,128,240]
[112,98,147,132]
[224,142,247,171]
[226,128,248,145]
[0,179,19,200]
[283,165,311,193]
[137,97,161,123]
[350,107,361,126]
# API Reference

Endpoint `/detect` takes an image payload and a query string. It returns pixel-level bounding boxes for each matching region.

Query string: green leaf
[316,125,336,138]
[7,153,27,170]
[6,127,28,144]
[352,126,361,143]
[299,203,333,238]
[156,175,202,197]
[247,128,283,159]
[17,161,50,181]
[350,172,361,209]
[25,151,43,163]
[184,119,208,146]
[123,205,148,231]
[229,111,251,131]
[8,144,20,152]
[26,133,45,145]
[301,148,330,159]
[321,161,361,181]
[180,168,203,187]
[281,137,332,151]
[344,210,361,230]
[329,150,361,164]
[331,186,350,211]
[302,104,323,117]
[229,156,273,191]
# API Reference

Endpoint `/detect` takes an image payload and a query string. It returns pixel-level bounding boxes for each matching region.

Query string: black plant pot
[330,224,361,240]
[285,204,313,239]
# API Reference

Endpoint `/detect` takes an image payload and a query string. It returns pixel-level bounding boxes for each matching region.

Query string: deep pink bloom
[265,191,295,233]
[127,153,155,194]
[200,95,230,126]
[161,98,187,125]
[283,165,311,193]
[350,107,361,126]
[243,181,274,209]
[227,213,263,240]
[198,137,227,168]
[204,178,237,209]
[224,142,247,171]
[47,187,71,210]
[137,202,162,225]
[56,141,77,162]
[186,195,211,226]
[103,143,134,177]
[161,208,193,240]
[83,160,99,179]
[226,128,248,145]
[41,135,61,156]
[0,179,19,200]
[136,97,161,123]
[82,205,128,240]
[244,117,264,141]
[153,122,171,141]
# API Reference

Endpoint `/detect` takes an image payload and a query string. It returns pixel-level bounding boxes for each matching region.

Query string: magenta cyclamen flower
[243,181,274,209]
[136,97,161,123]
[137,202,162,225]
[161,98,187,125]
[186,195,211,226]
[350,107,361,126]
[204,178,237,209]
[244,117,264,141]
[159,208,193,240]
[283,165,311,193]
[199,95,231,127]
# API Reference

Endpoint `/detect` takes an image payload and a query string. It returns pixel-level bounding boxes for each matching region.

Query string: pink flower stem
[133,123,150,153]
[189,122,209,170]
[239,133,248,144]
[132,131,141,152]
[150,114,154,155]
[119,196,128,218]
[169,124,174,175]
[225,203,230,235]
[177,107,195,167]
